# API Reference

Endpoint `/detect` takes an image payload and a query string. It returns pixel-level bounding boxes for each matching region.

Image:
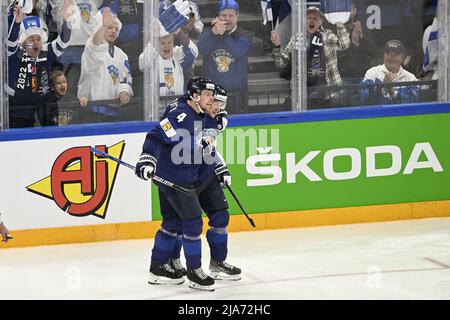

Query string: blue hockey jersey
[142,96,219,186]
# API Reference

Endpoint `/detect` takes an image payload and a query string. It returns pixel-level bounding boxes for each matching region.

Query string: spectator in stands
[51,70,69,99]
[361,40,419,105]
[7,0,52,69]
[198,0,252,113]
[50,0,103,95]
[49,70,80,125]
[271,6,350,108]
[336,0,377,82]
[78,7,133,122]
[102,0,142,120]
[156,31,199,97]
[7,1,73,128]
[102,0,140,45]
[420,16,439,80]
[0,211,12,243]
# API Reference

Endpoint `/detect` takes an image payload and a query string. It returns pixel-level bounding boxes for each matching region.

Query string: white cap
[19,15,48,45]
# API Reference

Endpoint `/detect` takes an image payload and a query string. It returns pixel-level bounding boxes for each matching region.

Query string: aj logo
[27,141,125,219]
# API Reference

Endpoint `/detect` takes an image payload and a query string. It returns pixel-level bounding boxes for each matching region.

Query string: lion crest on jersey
[78,3,93,23]
[50,109,74,126]
[212,50,234,73]
[107,65,120,85]
[163,68,175,89]
[195,128,218,156]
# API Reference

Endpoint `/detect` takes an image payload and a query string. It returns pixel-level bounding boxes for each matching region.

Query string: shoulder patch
[160,118,177,138]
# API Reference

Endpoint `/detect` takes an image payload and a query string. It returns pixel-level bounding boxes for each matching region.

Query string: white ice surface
[0,218,449,300]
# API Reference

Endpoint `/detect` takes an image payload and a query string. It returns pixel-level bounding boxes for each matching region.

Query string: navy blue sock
[151,230,176,265]
[206,229,228,262]
[182,237,202,270]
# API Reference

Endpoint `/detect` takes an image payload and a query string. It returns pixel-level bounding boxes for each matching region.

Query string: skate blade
[148,274,185,285]
[188,281,215,292]
[210,272,241,281]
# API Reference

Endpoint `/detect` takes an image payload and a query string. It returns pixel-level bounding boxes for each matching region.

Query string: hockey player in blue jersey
[167,84,241,282]
[136,77,224,291]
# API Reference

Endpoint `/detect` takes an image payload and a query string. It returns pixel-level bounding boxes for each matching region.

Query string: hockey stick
[90,147,196,195]
[225,185,256,228]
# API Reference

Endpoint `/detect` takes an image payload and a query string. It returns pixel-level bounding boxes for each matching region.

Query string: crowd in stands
[3,0,440,129]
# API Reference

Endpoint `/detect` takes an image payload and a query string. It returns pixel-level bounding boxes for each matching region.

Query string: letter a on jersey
[26,141,125,219]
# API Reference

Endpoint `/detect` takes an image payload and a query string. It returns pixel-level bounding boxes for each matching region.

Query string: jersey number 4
[177,113,187,123]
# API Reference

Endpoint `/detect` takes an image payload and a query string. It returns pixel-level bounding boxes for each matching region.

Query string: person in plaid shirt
[271,6,350,108]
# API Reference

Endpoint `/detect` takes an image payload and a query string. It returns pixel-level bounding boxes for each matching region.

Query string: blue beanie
[217,0,240,15]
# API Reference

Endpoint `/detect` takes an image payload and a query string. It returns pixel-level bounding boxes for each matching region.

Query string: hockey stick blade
[226,185,256,228]
[90,147,195,195]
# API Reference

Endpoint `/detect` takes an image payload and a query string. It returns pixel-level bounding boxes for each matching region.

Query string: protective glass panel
[300,0,444,110]
[157,0,294,117]
[1,0,449,132]
[1,4,7,130]
[4,0,145,129]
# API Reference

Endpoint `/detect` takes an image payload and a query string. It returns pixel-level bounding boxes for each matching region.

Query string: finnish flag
[261,0,274,25]
[321,0,352,25]
[275,0,291,48]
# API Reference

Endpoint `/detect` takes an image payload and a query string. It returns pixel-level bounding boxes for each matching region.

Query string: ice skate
[187,268,215,291]
[209,260,241,281]
[169,258,187,276]
[148,262,185,285]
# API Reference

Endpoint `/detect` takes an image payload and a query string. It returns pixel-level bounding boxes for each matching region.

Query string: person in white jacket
[361,39,418,104]
[0,212,12,243]
[78,7,133,119]
[157,31,198,97]
[52,0,104,97]
[422,17,439,80]
[139,34,198,97]
[139,0,197,97]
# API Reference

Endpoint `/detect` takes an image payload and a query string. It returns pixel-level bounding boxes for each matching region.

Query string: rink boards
[1,103,450,248]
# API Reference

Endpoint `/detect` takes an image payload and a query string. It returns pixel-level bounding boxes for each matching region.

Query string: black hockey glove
[215,163,231,188]
[135,153,157,181]
[215,110,228,132]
